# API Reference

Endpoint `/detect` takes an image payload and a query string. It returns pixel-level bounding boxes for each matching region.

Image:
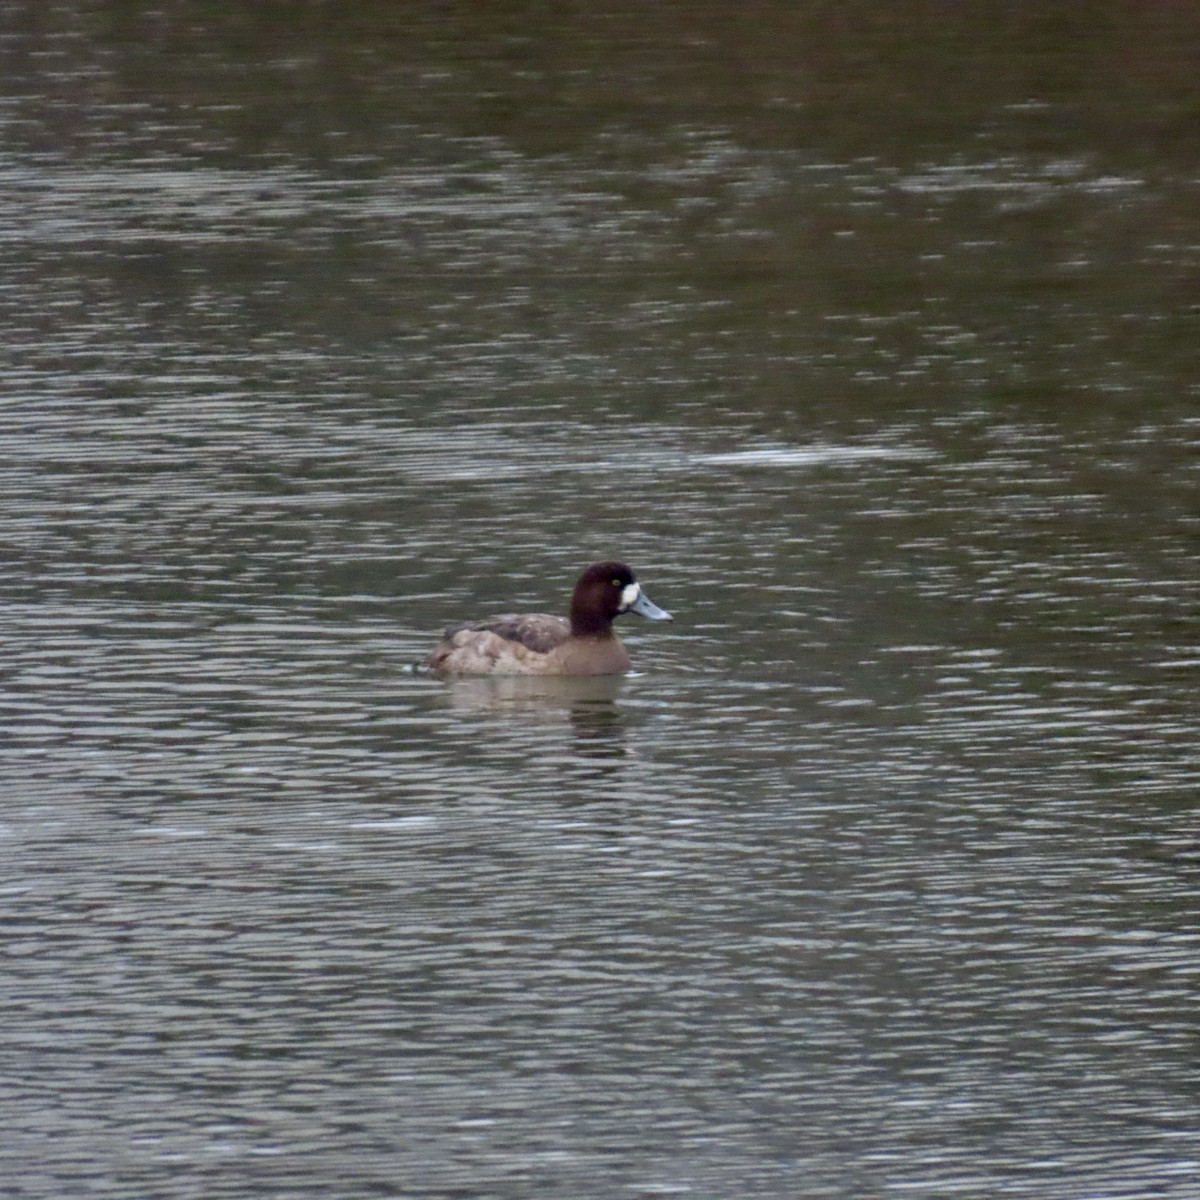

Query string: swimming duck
[427,561,672,675]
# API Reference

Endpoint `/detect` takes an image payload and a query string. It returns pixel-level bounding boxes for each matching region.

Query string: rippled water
[3,5,1199,1199]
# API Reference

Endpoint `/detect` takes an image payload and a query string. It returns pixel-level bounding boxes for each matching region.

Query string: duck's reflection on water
[436,673,629,764]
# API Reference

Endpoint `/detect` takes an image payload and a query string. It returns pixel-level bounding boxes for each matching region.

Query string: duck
[426,561,673,675]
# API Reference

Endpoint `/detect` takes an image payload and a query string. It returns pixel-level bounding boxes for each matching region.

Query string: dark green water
[1,5,1197,1198]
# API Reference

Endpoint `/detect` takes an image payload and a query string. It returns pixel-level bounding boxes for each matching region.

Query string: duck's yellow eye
[611,578,621,587]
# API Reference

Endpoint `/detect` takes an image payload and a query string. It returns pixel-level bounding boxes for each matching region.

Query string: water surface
[2,5,1198,1198]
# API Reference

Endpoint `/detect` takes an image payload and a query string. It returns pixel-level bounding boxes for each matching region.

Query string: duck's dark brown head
[569,561,673,637]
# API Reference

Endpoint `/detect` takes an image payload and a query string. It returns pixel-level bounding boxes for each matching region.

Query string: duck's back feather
[427,612,576,672]
[445,613,569,654]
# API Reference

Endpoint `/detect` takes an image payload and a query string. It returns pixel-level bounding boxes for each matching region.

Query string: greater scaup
[427,561,672,675]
